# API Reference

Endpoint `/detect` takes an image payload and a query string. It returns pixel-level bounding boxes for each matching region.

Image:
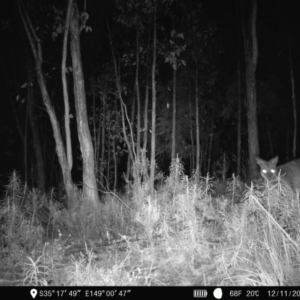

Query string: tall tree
[236,0,242,177]
[150,0,157,191]
[69,2,99,204]
[171,64,177,160]
[241,0,259,179]
[18,1,74,199]
[108,24,135,173]
[100,92,106,188]
[135,22,141,170]
[188,79,195,172]
[62,0,73,172]
[195,64,200,173]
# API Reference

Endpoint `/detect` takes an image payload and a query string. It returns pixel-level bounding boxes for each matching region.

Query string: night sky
[0,0,300,191]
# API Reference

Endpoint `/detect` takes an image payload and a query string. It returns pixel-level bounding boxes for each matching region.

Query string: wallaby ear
[269,156,278,165]
[255,157,265,167]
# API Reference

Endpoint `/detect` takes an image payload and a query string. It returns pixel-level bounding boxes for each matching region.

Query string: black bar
[0,286,300,299]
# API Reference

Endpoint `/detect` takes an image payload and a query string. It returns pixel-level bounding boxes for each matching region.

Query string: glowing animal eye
[271,169,275,173]
[262,170,267,173]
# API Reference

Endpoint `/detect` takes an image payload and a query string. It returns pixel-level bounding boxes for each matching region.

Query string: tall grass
[0,163,299,286]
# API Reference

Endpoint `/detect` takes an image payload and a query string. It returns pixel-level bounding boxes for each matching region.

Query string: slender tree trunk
[142,73,150,182]
[195,64,200,174]
[126,95,135,181]
[62,0,73,171]
[150,1,157,191]
[241,0,259,179]
[143,77,149,151]
[143,27,151,153]
[203,123,208,173]
[96,100,102,173]
[70,3,99,204]
[108,23,134,169]
[113,98,118,192]
[106,128,111,190]
[207,113,214,175]
[100,94,106,188]
[19,1,74,201]
[188,80,194,172]
[171,66,177,160]
[135,24,141,168]
[113,136,117,192]
[24,104,28,184]
[236,0,242,177]
[92,88,97,162]
[142,35,150,182]
[286,125,290,158]
[237,63,242,177]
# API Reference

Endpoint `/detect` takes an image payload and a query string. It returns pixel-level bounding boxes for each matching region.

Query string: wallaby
[255,156,300,192]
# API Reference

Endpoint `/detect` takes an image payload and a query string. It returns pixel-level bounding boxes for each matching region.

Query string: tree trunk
[241,0,259,179]
[92,88,97,163]
[106,126,111,190]
[62,0,73,171]
[108,23,134,174]
[70,3,99,204]
[236,0,242,177]
[19,1,73,201]
[237,62,242,177]
[195,64,200,174]
[171,66,177,160]
[142,35,150,182]
[24,104,28,184]
[150,1,157,191]
[126,94,135,181]
[96,99,102,173]
[135,24,141,169]
[113,98,118,192]
[113,135,117,192]
[207,113,214,175]
[143,27,151,154]
[188,80,194,172]
[100,94,106,188]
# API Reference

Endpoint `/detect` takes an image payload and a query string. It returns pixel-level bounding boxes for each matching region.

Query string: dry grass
[1,165,300,286]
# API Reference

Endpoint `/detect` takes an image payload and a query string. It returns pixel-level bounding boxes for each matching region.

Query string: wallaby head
[255,156,300,192]
[255,156,279,183]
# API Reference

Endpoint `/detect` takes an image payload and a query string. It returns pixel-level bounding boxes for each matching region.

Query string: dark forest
[0,0,300,287]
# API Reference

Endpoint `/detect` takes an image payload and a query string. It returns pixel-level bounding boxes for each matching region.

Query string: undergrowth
[0,162,300,286]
